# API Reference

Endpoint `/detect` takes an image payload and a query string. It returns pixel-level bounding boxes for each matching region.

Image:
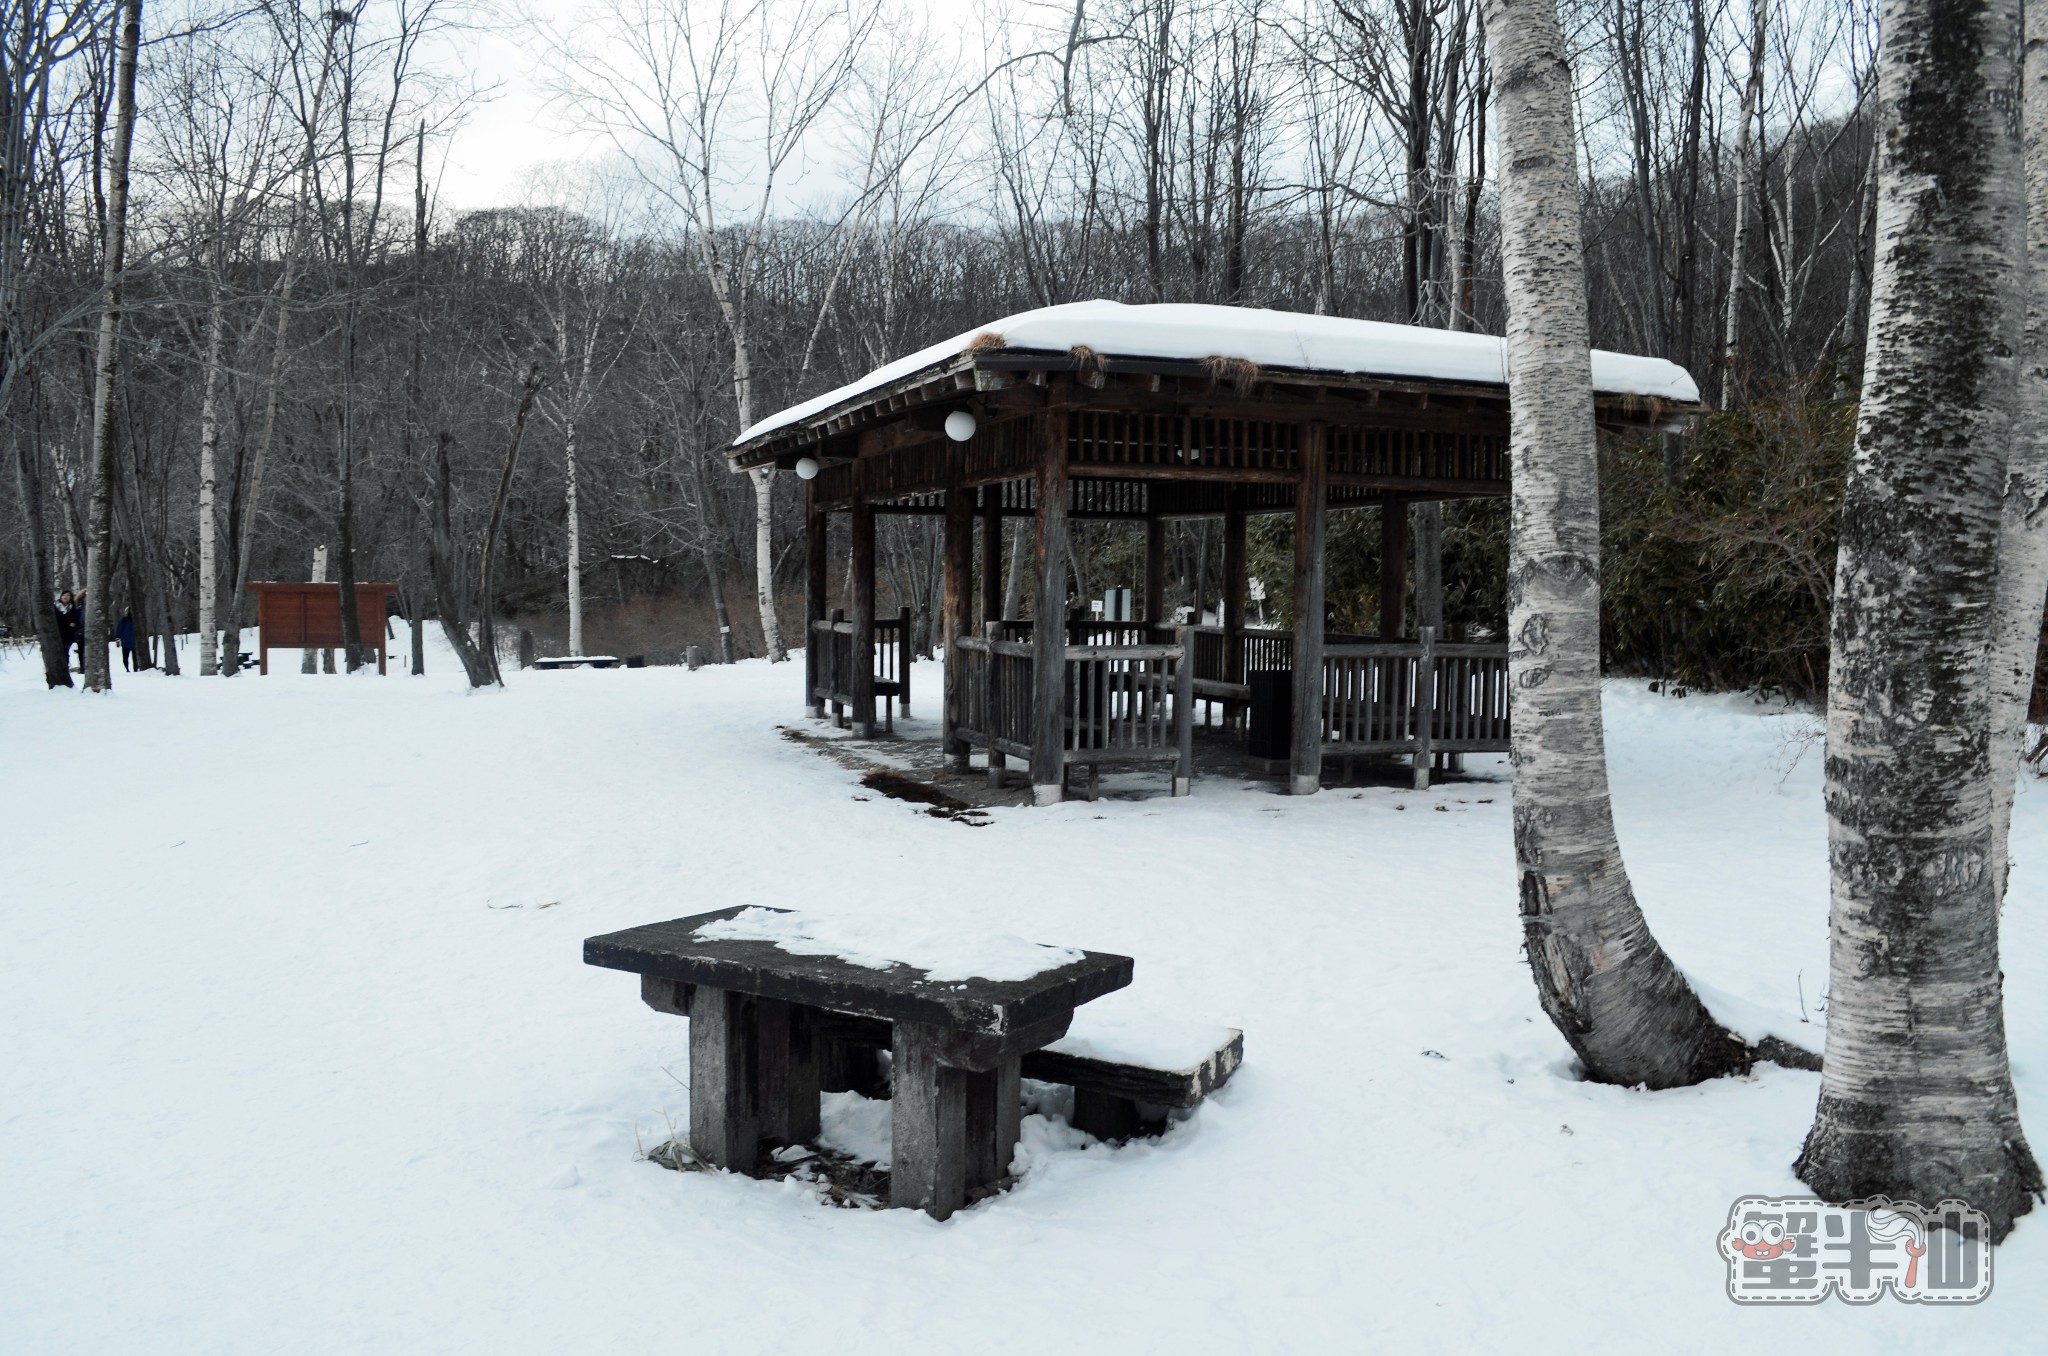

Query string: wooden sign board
[248,582,401,675]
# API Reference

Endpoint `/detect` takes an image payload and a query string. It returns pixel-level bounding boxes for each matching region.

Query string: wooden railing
[1320,632,1509,756]
[809,606,913,730]
[952,624,1194,798]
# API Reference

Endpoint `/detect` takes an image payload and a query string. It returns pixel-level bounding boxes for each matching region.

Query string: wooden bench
[1020,997,1243,1142]
[532,654,620,669]
[791,992,1244,1145]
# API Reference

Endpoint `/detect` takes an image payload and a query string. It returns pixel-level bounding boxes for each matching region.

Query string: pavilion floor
[780,709,1500,810]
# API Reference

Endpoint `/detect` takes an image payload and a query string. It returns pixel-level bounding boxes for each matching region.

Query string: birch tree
[1988,9,2048,898]
[1794,0,2040,1240]
[78,0,141,693]
[1484,0,1743,1087]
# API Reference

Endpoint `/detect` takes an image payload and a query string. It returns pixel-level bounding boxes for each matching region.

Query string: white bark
[196,292,225,676]
[565,416,584,656]
[1796,0,2038,1241]
[1988,14,2048,898]
[1719,0,1766,408]
[1484,0,1740,1088]
[303,545,327,674]
[80,0,143,694]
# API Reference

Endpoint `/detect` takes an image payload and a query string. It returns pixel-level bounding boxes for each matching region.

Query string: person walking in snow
[116,613,138,672]
[54,591,81,671]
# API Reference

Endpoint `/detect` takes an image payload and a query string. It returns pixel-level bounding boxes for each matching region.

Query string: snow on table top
[691,906,1085,984]
[1042,987,1239,1071]
[734,299,1700,446]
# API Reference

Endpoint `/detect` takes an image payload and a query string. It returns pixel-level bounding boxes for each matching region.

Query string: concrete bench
[1019,995,1243,1142]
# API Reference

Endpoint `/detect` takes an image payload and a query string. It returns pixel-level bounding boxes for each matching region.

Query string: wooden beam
[1380,497,1409,641]
[1031,410,1070,805]
[805,494,826,718]
[942,476,973,771]
[980,487,1003,627]
[1144,517,1167,624]
[1291,424,1328,796]
[851,496,876,738]
[1414,500,1444,634]
[1223,489,1249,697]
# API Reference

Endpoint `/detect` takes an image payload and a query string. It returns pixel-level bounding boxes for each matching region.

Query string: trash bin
[1247,667,1292,760]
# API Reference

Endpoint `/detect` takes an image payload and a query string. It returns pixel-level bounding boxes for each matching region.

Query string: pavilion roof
[728,300,1700,469]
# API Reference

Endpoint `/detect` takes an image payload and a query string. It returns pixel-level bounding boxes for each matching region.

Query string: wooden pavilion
[728,302,1699,805]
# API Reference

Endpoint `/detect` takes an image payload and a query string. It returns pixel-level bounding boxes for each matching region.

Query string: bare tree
[79,0,142,693]
[559,0,875,663]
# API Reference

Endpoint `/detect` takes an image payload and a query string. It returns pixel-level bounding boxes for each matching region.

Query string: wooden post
[980,487,1003,628]
[1143,516,1167,626]
[897,604,914,722]
[1030,411,1070,805]
[1380,497,1409,641]
[1413,624,1437,791]
[1414,500,1444,635]
[785,1004,822,1144]
[805,495,826,718]
[755,996,792,1144]
[985,620,1007,788]
[1174,624,1194,796]
[851,496,876,737]
[943,481,973,770]
[828,607,846,726]
[965,1058,1022,1190]
[891,1020,969,1219]
[1291,424,1328,796]
[688,985,757,1174]
[1223,490,1247,726]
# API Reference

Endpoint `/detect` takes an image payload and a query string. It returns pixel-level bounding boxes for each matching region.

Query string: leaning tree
[1482,0,1745,1088]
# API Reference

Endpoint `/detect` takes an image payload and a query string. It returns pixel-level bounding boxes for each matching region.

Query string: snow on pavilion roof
[730,299,1701,459]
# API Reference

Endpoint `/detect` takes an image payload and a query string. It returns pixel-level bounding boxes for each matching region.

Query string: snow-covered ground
[4,637,2043,1353]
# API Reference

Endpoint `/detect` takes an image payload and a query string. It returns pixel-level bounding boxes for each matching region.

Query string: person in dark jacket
[54,591,81,671]
[116,613,137,671]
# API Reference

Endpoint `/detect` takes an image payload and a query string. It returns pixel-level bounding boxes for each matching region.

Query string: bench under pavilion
[727,301,1699,805]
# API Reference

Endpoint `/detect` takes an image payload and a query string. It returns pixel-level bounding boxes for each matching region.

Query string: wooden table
[585,906,1133,1218]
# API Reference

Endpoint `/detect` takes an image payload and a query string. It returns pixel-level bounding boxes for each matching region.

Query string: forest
[2,0,1871,692]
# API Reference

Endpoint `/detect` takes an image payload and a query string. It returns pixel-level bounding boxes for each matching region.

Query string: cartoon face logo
[1735,1219,1794,1260]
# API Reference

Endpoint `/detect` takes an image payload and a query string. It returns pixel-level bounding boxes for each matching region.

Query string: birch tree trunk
[1795,0,2041,1241]
[196,290,226,675]
[303,544,328,674]
[565,415,584,655]
[79,0,143,694]
[1988,11,2048,898]
[1718,0,1766,409]
[1484,0,1743,1088]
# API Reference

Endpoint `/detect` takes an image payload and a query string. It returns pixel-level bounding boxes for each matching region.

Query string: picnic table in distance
[584,906,1133,1219]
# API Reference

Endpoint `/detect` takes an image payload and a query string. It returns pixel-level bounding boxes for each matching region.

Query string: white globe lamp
[944,409,977,442]
[794,456,820,480]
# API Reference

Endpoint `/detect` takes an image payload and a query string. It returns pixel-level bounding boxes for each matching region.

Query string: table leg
[891,1020,968,1219]
[755,996,792,1147]
[965,1057,1022,1190]
[688,985,758,1174]
[757,1000,822,1145]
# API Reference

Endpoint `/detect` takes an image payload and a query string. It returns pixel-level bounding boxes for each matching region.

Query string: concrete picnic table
[584,906,1134,1218]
